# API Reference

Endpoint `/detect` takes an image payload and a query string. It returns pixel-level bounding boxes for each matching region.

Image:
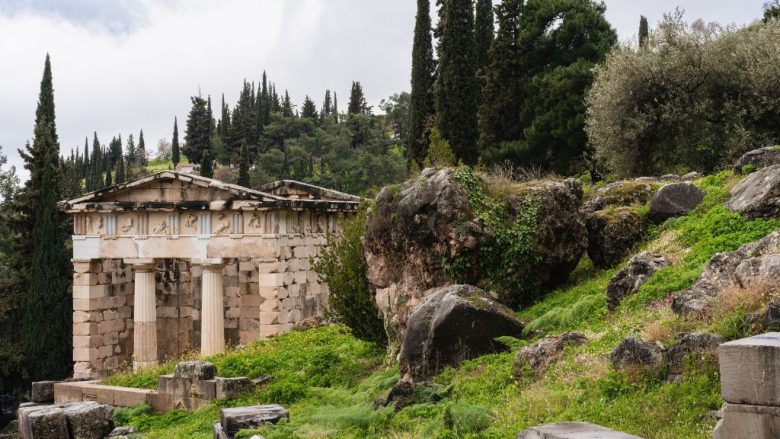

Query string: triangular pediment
[60,171,283,209]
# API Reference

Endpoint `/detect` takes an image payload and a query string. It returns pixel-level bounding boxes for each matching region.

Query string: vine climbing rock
[726,165,780,219]
[399,285,523,382]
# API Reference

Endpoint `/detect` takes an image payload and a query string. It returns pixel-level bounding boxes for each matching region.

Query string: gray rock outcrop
[585,207,646,268]
[726,165,780,219]
[648,182,705,223]
[606,253,669,311]
[664,332,723,379]
[399,285,523,381]
[364,168,585,338]
[672,232,780,316]
[734,146,780,172]
[610,337,664,374]
[514,332,587,378]
[583,179,658,213]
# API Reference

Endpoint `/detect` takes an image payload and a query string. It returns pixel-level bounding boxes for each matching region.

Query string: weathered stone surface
[672,232,780,315]
[719,332,780,406]
[610,337,664,373]
[585,208,646,268]
[514,332,587,378]
[681,172,702,181]
[713,402,780,439]
[648,182,704,223]
[606,253,669,311]
[62,401,115,439]
[399,285,524,381]
[583,179,658,213]
[734,146,780,172]
[726,165,780,219]
[18,401,114,439]
[174,361,217,380]
[664,332,723,379]
[108,425,136,437]
[212,421,229,439]
[31,381,56,404]
[364,169,585,339]
[215,377,252,399]
[21,406,68,439]
[516,422,643,439]
[220,405,289,434]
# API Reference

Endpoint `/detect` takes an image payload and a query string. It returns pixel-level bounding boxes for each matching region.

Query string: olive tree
[586,11,780,176]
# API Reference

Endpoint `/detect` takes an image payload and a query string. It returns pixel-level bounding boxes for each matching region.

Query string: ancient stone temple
[59,171,359,377]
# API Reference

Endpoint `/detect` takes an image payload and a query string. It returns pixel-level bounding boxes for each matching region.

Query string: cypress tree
[116,155,125,184]
[409,0,437,166]
[301,96,318,120]
[347,82,368,114]
[10,54,72,384]
[282,91,294,117]
[105,163,112,186]
[219,94,231,142]
[435,0,480,164]
[333,92,339,124]
[475,0,494,74]
[238,140,250,187]
[172,117,180,168]
[90,132,102,190]
[639,15,649,48]
[200,149,214,178]
[321,90,333,123]
[82,137,89,180]
[184,96,210,164]
[207,95,216,142]
[137,130,147,167]
[478,0,524,152]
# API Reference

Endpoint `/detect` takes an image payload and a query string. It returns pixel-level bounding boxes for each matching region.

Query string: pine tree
[238,140,250,187]
[639,15,649,48]
[172,117,180,168]
[409,0,437,166]
[435,0,479,164]
[105,163,112,186]
[200,148,214,178]
[184,96,211,164]
[282,91,294,117]
[207,95,216,143]
[301,96,318,120]
[478,0,524,152]
[9,54,72,384]
[137,130,147,167]
[81,137,89,183]
[90,132,103,190]
[219,94,231,142]
[348,82,369,114]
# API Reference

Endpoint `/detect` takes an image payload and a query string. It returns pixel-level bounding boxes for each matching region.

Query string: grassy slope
[115,171,780,439]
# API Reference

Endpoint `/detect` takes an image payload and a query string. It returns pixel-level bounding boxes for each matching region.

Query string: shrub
[587,13,780,176]
[314,205,387,346]
[423,128,457,168]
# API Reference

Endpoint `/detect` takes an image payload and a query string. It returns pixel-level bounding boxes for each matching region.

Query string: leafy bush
[314,205,386,346]
[587,13,780,176]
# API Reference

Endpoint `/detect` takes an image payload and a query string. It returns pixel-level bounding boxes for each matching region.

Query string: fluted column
[199,259,226,356]
[126,259,157,371]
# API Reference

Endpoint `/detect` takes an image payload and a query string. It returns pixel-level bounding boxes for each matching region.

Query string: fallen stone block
[216,377,252,399]
[212,421,229,439]
[18,401,114,439]
[31,381,57,404]
[108,425,137,437]
[713,402,780,439]
[220,405,289,434]
[62,401,115,439]
[23,406,68,439]
[719,332,780,406]
[516,422,643,438]
[158,375,191,397]
[174,361,217,380]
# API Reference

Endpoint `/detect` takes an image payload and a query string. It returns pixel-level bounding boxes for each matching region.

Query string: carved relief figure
[86,215,103,235]
[184,213,197,230]
[120,217,134,233]
[214,213,231,235]
[152,220,168,235]
[248,213,262,230]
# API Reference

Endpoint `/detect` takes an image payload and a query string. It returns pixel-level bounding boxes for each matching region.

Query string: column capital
[124,258,156,271]
[192,258,227,269]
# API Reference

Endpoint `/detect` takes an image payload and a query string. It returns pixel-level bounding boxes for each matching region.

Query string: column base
[133,360,158,372]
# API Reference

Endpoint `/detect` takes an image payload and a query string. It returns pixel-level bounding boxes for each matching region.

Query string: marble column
[199,259,226,356]
[127,259,157,371]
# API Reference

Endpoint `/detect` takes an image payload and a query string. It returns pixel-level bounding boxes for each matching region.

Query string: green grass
[112,170,779,439]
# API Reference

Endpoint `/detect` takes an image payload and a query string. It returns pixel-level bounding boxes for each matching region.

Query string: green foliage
[314,205,386,346]
[423,129,457,167]
[113,404,154,426]
[445,168,543,307]
[588,15,780,176]
[741,164,758,174]
[435,0,479,165]
[172,116,180,167]
[184,96,212,165]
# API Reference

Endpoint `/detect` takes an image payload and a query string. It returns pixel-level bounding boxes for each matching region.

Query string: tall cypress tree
[435,0,479,164]
[116,155,125,184]
[348,82,369,114]
[639,15,649,48]
[172,117,180,168]
[219,94,231,143]
[184,96,211,164]
[200,149,214,178]
[281,91,294,117]
[475,0,494,74]
[90,132,103,190]
[478,0,524,152]
[238,140,250,187]
[137,130,147,167]
[409,0,436,166]
[333,92,339,124]
[9,54,72,384]
[321,90,333,123]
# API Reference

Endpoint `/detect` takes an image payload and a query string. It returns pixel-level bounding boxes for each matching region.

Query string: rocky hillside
[108,151,780,439]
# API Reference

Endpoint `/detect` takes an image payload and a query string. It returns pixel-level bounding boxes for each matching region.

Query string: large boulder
[726,165,780,219]
[583,179,659,213]
[664,332,723,380]
[513,332,587,378]
[734,146,780,172]
[609,337,664,374]
[399,285,524,381]
[606,252,670,311]
[585,207,646,268]
[364,168,586,337]
[648,182,705,224]
[672,232,780,316]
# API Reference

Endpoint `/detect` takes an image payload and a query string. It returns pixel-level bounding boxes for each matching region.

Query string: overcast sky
[0,0,767,179]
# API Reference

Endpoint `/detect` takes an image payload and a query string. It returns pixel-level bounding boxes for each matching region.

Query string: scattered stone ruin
[59,171,359,377]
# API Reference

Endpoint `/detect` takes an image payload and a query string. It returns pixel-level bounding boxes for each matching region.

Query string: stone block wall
[72,259,134,378]
[155,259,194,361]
